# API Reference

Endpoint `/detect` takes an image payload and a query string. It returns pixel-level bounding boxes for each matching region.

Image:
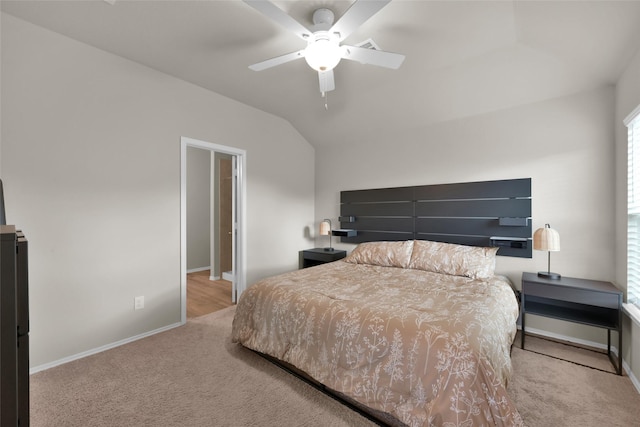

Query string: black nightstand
[521,272,623,374]
[299,248,346,269]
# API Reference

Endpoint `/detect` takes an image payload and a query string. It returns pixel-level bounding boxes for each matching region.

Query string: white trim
[186,266,211,274]
[623,358,640,394]
[180,137,247,324]
[624,103,640,127]
[210,152,217,283]
[623,302,640,328]
[630,370,640,395]
[29,321,182,374]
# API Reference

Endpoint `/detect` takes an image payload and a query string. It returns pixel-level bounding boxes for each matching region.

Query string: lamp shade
[533,224,560,252]
[319,219,333,251]
[319,220,331,236]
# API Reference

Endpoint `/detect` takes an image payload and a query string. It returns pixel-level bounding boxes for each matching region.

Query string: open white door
[180,137,246,324]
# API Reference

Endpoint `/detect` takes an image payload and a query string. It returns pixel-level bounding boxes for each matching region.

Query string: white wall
[186,146,211,271]
[316,86,616,345]
[0,13,3,177]
[615,46,640,382]
[0,13,315,368]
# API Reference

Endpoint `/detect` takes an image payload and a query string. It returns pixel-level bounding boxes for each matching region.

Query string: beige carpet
[510,333,640,426]
[30,306,640,426]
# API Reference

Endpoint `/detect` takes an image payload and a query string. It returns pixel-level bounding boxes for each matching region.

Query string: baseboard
[209,275,221,281]
[186,266,211,274]
[31,321,640,395]
[29,321,184,375]
[623,358,640,393]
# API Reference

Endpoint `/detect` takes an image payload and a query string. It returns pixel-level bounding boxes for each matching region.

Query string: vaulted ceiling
[3,0,640,148]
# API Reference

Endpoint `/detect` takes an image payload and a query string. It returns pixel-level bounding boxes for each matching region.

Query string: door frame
[180,136,247,324]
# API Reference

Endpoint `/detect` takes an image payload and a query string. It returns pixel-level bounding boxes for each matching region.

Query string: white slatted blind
[627,105,640,306]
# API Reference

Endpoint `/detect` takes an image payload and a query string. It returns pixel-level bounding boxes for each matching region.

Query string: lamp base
[537,271,561,280]
[323,247,335,252]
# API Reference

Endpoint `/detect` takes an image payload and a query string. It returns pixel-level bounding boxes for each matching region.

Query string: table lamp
[319,219,333,251]
[533,223,561,279]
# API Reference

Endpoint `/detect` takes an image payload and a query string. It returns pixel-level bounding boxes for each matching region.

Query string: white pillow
[408,240,498,279]
[343,241,414,268]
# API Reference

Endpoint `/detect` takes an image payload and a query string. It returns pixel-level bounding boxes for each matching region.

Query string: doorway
[180,137,246,324]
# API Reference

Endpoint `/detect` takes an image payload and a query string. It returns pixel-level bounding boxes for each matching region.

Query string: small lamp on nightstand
[319,219,333,251]
[533,223,561,279]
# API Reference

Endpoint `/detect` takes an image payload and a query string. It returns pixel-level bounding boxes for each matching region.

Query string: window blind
[626,105,640,307]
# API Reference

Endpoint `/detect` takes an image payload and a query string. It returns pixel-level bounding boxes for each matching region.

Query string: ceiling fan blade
[243,0,312,41]
[342,45,405,69]
[249,49,305,71]
[330,0,391,42]
[318,70,335,94]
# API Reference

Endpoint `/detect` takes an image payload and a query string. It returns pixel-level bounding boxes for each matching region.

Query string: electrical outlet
[134,296,144,310]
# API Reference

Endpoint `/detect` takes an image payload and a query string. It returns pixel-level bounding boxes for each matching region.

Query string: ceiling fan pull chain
[324,91,329,110]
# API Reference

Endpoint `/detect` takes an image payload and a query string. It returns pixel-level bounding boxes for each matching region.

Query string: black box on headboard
[339,178,532,258]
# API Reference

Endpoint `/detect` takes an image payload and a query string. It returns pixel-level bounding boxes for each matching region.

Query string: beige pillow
[344,241,414,268]
[408,240,498,279]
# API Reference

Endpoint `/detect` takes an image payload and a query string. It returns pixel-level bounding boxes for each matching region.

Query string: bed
[231,240,523,426]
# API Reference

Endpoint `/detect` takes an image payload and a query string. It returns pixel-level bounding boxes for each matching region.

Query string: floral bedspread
[231,261,523,426]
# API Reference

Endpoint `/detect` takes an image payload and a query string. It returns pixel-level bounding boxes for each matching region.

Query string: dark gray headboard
[338,178,532,258]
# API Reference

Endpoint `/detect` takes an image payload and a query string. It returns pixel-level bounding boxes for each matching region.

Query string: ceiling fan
[243,0,405,96]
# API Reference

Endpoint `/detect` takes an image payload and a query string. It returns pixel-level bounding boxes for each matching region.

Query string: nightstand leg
[607,329,623,376]
[619,331,623,375]
[521,313,525,349]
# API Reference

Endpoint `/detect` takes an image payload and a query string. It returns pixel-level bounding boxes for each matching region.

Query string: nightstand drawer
[303,251,337,262]
[299,248,347,269]
[523,282,620,309]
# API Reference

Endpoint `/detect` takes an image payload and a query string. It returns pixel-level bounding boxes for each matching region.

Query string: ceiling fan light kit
[304,33,343,72]
[244,0,405,96]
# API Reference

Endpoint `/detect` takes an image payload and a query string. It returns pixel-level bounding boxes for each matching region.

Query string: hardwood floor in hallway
[187,270,233,318]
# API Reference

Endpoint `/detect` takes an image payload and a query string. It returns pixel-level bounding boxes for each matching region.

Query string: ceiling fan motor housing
[312,8,335,30]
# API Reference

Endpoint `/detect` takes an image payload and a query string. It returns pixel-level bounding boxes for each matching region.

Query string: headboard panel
[339,178,532,258]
